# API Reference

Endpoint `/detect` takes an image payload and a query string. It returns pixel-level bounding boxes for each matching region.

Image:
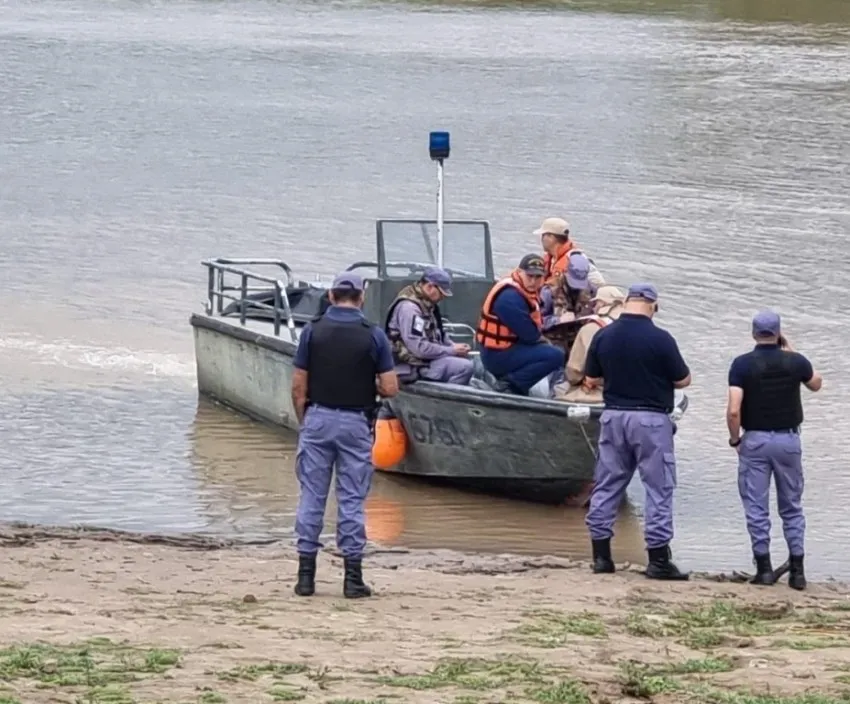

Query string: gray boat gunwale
[189,312,689,421]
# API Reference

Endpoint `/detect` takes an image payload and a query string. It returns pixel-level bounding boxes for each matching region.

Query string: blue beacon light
[429,131,450,161]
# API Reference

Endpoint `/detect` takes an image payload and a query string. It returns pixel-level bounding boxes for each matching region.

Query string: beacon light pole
[428,131,450,269]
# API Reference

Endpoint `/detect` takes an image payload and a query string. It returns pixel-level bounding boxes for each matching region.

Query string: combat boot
[343,558,372,599]
[645,545,690,581]
[591,538,615,574]
[293,554,316,597]
[750,554,775,586]
[788,554,807,591]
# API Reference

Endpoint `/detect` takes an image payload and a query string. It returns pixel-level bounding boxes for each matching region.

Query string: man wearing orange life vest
[554,285,626,403]
[535,217,605,289]
[476,254,566,395]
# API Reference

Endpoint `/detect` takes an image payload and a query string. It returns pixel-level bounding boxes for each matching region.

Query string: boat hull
[191,314,600,503]
[385,383,599,504]
[190,313,685,505]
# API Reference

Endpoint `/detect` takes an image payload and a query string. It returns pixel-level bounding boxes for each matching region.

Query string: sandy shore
[1,524,849,704]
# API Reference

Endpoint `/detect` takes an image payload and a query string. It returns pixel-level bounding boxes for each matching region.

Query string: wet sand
[1,524,849,704]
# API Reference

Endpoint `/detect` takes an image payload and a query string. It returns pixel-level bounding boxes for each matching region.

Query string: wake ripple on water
[0,333,196,388]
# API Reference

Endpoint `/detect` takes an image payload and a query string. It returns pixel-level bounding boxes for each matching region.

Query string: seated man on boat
[476,254,565,395]
[535,217,605,289]
[384,266,475,385]
[553,285,626,403]
[541,251,598,332]
[541,252,599,364]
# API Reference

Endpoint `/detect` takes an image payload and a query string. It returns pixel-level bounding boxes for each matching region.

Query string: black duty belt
[605,406,672,414]
[309,404,372,416]
[743,427,800,435]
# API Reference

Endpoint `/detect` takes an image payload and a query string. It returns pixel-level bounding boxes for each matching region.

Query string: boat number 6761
[404,412,464,448]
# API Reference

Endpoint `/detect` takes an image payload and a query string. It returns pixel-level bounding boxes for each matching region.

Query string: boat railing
[201,258,298,341]
[443,322,478,348]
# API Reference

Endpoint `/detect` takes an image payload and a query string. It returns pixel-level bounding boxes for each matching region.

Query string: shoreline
[2,520,848,584]
[2,522,850,703]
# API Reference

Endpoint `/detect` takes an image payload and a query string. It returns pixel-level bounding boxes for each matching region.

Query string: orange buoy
[372,405,408,469]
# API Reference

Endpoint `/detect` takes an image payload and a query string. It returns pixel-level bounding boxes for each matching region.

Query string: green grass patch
[376,657,555,691]
[0,639,179,688]
[618,656,737,699]
[663,656,736,675]
[526,678,591,703]
[770,637,849,651]
[619,661,680,698]
[198,693,228,704]
[513,609,607,647]
[686,686,850,704]
[268,685,306,701]
[216,661,309,682]
[625,599,798,649]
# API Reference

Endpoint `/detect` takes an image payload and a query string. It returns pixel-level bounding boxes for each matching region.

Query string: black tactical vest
[383,284,445,366]
[740,353,804,431]
[307,316,378,411]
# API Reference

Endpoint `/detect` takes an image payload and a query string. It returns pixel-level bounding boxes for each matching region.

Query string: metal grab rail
[442,322,478,349]
[201,258,298,341]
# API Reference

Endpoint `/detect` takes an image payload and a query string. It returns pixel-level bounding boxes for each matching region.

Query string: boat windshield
[376,220,492,279]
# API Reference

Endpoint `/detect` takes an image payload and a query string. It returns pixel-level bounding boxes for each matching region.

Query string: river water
[1,0,849,578]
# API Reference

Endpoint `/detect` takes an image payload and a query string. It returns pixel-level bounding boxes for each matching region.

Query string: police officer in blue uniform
[583,283,692,580]
[290,272,399,598]
[727,311,822,590]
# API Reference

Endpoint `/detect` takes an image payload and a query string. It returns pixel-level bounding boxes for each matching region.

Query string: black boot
[645,545,689,581]
[788,554,807,591]
[591,539,615,574]
[294,554,316,597]
[343,558,372,599]
[750,554,775,586]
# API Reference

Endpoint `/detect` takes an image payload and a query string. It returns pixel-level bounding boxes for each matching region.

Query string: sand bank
[0,524,848,704]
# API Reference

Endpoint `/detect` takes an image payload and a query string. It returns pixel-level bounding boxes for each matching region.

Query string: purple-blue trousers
[586,409,677,549]
[295,405,373,558]
[737,430,805,556]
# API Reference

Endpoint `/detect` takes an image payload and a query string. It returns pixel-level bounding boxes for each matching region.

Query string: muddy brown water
[1,0,849,578]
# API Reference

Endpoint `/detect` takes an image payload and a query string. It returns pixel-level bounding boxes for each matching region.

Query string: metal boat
[189,133,689,505]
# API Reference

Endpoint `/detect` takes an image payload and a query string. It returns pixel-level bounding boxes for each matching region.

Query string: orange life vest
[476,272,544,350]
[543,241,580,287]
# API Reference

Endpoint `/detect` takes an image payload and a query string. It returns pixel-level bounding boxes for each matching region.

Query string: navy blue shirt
[585,313,690,412]
[491,287,542,345]
[728,344,813,388]
[293,306,394,373]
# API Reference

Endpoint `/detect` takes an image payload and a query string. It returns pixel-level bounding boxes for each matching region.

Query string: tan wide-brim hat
[591,285,626,305]
[533,217,570,237]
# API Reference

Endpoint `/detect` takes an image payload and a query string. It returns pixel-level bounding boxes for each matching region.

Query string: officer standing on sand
[583,283,692,580]
[727,311,822,590]
[290,272,399,599]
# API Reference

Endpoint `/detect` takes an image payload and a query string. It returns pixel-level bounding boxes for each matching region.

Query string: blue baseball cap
[626,283,658,303]
[518,253,546,276]
[422,266,453,296]
[752,310,781,337]
[566,253,591,290]
[331,272,364,292]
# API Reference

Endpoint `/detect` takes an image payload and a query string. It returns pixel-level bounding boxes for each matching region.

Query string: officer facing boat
[727,311,822,590]
[290,272,399,599]
[582,283,692,580]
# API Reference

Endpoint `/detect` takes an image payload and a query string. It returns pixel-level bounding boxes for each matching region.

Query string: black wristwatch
[729,437,741,447]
